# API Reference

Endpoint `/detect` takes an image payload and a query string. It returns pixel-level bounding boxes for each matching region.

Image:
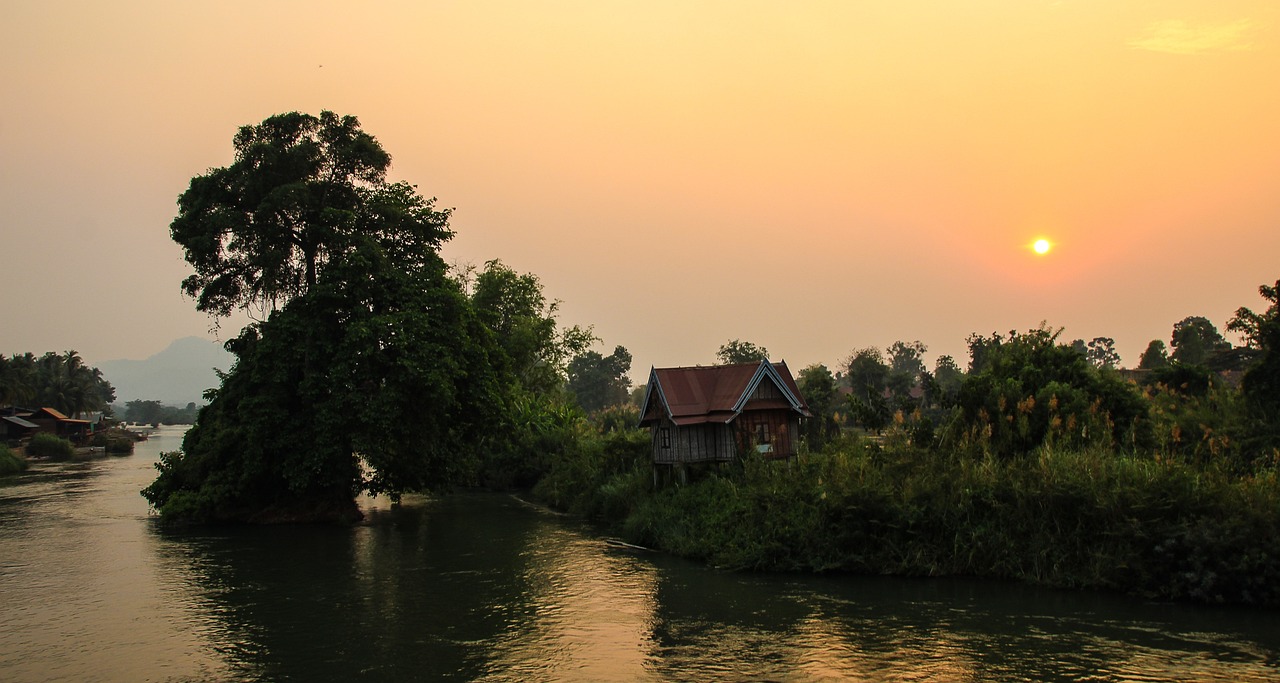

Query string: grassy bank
[533,431,1280,607]
[1,445,29,475]
[25,433,75,460]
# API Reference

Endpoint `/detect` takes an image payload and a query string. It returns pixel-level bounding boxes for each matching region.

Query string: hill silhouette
[98,336,232,407]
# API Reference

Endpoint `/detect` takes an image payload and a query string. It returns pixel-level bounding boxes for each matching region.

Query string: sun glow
[1033,239,1052,255]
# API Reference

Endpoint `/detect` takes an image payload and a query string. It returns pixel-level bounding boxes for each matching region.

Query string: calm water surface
[1,426,1277,682]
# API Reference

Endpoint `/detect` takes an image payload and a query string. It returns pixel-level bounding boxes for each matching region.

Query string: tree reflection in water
[147,493,1279,682]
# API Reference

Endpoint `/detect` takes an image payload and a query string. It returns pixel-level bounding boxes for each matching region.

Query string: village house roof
[2,415,38,430]
[640,360,810,426]
[25,407,90,425]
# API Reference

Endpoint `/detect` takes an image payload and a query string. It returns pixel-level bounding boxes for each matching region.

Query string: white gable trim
[730,360,807,415]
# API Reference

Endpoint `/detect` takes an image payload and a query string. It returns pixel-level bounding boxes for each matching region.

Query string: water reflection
[475,507,660,681]
[645,567,1280,682]
[2,436,1278,682]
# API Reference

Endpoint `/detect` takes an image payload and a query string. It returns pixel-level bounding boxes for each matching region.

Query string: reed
[564,433,1279,606]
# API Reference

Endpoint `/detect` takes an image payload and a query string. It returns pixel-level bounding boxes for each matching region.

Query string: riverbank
[0,445,27,475]
[530,430,1280,608]
[7,450,1277,682]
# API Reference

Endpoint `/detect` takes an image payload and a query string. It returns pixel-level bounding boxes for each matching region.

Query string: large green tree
[1228,279,1280,449]
[796,363,839,449]
[1138,339,1169,370]
[886,340,926,397]
[566,346,633,414]
[1170,316,1231,367]
[716,339,770,365]
[950,326,1152,458]
[466,260,595,395]
[144,111,500,523]
[170,111,402,316]
[845,347,888,401]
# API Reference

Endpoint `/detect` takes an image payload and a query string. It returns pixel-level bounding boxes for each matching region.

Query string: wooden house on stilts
[638,360,810,481]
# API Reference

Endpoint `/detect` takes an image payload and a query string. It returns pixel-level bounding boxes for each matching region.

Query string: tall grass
[25,433,75,460]
[542,426,1280,606]
[0,445,28,475]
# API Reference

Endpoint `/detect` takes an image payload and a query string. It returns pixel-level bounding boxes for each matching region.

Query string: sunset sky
[3,1,1278,381]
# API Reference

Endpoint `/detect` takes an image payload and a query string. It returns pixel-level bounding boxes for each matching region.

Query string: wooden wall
[650,410,802,463]
[651,421,735,463]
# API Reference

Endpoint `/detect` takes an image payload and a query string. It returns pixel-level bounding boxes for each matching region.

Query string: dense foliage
[716,339,770,365]
[26,433,75,460]
[119,400,200,425]
[144,112,504,523]
[525,294,1280,607]
[0,445,28,475]
[947,326,1152,458]
[566,346,632,414]
[0,351,115,417]
[142,109,1280,607]
[605,443,1280,606]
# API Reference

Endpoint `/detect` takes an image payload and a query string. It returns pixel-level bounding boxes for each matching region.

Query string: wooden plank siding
[652,420,735,463]
[737,411,801,459]
[649,412,801,463]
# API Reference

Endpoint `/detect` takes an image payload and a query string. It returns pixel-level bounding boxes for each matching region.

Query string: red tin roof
[641,361,809,426]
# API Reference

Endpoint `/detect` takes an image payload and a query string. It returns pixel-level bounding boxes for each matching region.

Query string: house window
[753,421,772,453]
[660,428,670,448]
[754,422,770,443]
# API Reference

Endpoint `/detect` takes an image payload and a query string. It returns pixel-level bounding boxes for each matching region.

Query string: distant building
[1,414,39,442]
[23,407,92,443]
[638,360,810,466]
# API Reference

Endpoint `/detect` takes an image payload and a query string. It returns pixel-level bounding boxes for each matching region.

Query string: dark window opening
[754,422,770,442]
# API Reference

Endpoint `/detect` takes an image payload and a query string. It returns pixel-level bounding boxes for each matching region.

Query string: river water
[1,425,1277,682]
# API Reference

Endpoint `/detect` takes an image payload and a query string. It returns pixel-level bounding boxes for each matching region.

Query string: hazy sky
[4,1,1278,379]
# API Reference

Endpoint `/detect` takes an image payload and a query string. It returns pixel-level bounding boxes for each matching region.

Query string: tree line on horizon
[126,109,1280,606]
[0,351,115,418]
[139,110,1280,538]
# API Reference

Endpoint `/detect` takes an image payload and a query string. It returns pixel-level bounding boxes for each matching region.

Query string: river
[1,425,1277,682]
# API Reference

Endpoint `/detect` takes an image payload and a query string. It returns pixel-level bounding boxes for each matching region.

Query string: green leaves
[172,111,396,317]
[147,112,507,522]
[951,326,1152,458]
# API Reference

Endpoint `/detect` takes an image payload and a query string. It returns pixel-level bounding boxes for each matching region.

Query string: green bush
[26,433,75,460]
[90,430,136,455]
[605,437,1280,606]
[0,445,28,475]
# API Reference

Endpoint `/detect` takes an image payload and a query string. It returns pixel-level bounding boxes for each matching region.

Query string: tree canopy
[950,326,1152,458]
[1170,316,1231,367]
[886,340,927,397]
[170,111,449,318]
[466,260,595,395]
[1138,339,1169,370]
[716,339,770,365]
[0,351,115,417]
[145,112,501,523]
[1229,279,1280,448]
[567,346,633,414]
[845,347,888,401]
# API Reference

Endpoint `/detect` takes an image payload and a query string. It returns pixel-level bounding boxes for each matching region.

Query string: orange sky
[3,1,1279,379]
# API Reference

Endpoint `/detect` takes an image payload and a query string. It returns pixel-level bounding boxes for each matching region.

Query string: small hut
[638,360,810,468]
[24,408,92,443]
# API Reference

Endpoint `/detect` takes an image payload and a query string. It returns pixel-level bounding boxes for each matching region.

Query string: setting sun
[1033,239,1052,255]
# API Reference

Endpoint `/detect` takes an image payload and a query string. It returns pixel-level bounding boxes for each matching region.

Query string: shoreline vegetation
[526,425,1279,608]
[132,111,1280,609]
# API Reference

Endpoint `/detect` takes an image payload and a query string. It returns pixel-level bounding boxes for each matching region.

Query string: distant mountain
[98,336,233,407]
